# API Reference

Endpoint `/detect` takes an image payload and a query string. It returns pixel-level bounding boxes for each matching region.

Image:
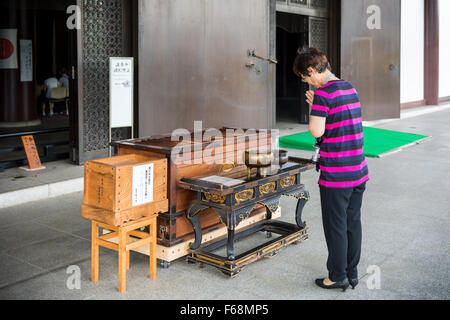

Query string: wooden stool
[91,215,157,293]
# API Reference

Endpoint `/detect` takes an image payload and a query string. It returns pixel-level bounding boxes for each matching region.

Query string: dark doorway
[276,12,309,124]
[0,0,78,171]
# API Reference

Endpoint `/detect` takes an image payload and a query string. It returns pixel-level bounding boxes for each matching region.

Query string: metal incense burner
[244,149,289,179]
[244,150,274,179]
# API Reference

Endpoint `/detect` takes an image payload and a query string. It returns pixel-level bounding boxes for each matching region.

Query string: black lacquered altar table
[178,157,314,277]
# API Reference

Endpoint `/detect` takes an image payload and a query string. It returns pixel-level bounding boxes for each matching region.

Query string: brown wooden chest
[111,127,274,249]
[81,154,168,226]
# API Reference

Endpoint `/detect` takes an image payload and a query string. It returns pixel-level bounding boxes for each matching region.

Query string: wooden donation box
[110,128,275,267]
[81,154,168,226]
[81,154,165,292]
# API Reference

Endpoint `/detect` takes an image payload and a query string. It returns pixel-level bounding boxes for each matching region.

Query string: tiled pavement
[0,108,449,300]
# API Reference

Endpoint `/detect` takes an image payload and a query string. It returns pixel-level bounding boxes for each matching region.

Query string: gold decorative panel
[280,176,295,188]
[235,189,254,204]
[259,182,276,195]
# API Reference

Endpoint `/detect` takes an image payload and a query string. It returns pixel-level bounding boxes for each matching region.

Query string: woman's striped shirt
[310,79,369,188]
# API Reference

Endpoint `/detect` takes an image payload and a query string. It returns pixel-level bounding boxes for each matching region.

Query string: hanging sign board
[0,29,18,69]
[109,57,133,128]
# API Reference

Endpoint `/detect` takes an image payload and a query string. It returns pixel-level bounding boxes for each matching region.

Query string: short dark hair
[293,47,331,77]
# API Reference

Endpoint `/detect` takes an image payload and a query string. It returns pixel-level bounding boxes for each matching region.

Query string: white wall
[400,0,424,104]
[439,0,450,98]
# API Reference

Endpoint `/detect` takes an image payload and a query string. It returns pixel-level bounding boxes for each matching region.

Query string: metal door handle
[248,49,278,64]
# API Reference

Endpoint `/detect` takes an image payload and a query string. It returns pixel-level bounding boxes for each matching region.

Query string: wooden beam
[126,237,151,251]
[99,231,118,241]
[97,239,119,251]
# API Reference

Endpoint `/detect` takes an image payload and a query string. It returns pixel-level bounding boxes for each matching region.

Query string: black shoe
[348,278,358,289]
[315,278,349,292]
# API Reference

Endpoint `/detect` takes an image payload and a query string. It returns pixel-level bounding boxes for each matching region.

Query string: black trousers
[319,182,366,282]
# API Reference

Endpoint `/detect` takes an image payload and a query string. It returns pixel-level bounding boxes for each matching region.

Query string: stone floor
[0,107,449,300]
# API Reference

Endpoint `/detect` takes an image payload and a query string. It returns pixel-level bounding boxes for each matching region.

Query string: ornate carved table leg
[186,203,208,250]
[226,204,255,261]
[283,188,310,229]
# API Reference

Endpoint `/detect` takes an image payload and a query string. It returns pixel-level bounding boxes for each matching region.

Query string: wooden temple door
[138,0,277,136]
[341,0,401,121]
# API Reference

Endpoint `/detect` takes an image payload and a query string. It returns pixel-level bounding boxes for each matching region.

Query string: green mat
[278,127,429,158]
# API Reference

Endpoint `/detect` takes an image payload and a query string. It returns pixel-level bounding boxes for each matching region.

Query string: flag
[0,29,18,69]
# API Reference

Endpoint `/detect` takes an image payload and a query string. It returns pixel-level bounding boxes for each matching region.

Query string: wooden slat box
[111,128,273,248]
[82,154,168,226]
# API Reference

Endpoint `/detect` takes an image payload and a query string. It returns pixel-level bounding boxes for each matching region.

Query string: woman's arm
[305,88,328,138]
[309,115,326,138]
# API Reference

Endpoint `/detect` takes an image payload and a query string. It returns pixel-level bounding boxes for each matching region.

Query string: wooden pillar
[328,0,341,77]
[424,0,439,105]
[52,17,57,75]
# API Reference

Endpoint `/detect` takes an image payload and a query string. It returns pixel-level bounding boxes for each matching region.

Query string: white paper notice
[200,175,245,187]
[20,40,32,82]
[132,163,154,207]
[110,57,133,128]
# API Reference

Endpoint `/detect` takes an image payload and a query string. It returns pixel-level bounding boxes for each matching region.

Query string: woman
[293,48,369,291]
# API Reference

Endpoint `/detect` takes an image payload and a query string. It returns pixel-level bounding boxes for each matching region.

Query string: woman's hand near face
[306,90,314,107]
